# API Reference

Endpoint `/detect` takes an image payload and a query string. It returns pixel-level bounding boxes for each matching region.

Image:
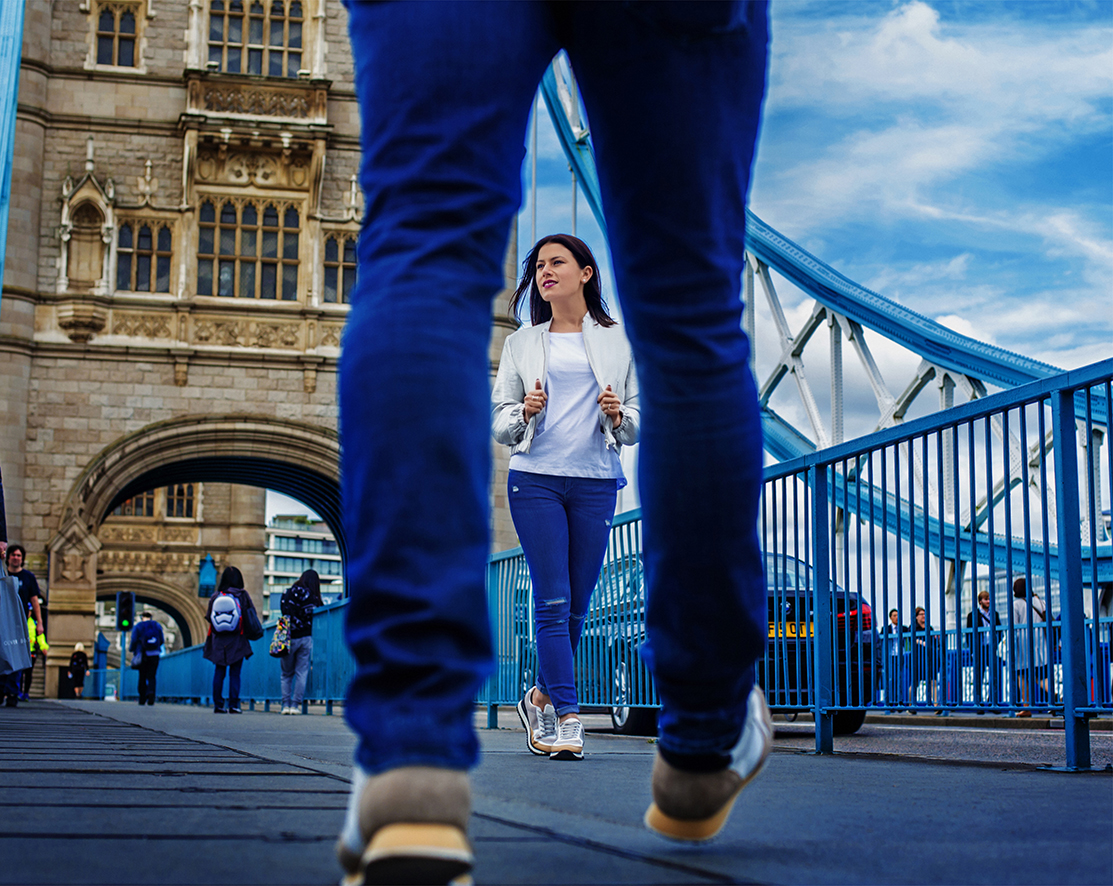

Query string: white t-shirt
[510,332,624,481]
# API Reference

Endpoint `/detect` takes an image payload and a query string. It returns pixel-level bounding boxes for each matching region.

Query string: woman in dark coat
[203,566,258,714]
[68,642,89,698]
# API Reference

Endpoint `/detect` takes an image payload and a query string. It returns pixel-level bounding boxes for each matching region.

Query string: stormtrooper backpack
[210,590,242,633]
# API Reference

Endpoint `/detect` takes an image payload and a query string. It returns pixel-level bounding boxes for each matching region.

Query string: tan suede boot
[337,766,473,885]
[645,686,773,842]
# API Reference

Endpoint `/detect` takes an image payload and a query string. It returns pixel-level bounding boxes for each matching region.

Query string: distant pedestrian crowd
[881,577,1056,715]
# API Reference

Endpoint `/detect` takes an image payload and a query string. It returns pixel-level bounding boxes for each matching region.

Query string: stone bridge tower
[2,1,519,697]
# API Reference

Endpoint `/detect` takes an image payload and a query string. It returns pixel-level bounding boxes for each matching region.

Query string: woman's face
[535,242,592,307]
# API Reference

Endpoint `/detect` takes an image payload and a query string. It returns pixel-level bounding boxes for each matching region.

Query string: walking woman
[279,568,323,715]
[67,642,89,699]
[492,233,640,760]
[203,566,258,714]
[1011,576,1047,716]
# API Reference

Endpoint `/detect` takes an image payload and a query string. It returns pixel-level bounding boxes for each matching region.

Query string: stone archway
[42,414,340,697]
[96,576,209,650]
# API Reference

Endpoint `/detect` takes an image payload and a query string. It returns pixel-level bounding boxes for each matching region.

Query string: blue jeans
[342,0,768,773]
[508,471,618,716]
[213,660,242,708]
[281,635,313,707]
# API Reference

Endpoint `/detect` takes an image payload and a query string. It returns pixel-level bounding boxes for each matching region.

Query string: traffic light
[115,592,135,632]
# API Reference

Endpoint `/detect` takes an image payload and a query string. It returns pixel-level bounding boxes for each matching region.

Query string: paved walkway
[1,700,1110,885]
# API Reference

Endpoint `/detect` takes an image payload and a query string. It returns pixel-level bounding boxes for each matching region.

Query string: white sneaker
[288,706,301,715]
[516,689,557,756]
[549,718,584,761]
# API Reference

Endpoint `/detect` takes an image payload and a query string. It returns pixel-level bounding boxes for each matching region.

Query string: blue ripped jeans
[508,471,617,716]
[342,0,768,774]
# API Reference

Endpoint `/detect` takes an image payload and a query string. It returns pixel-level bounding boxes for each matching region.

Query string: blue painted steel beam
[828,473,1111,585]
[1052,388,1091,768]
[0,4,24,293]
[742,214,1061,390]
[539,67,606,237]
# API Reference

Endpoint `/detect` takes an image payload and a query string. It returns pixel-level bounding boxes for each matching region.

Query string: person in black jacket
[130,613,164,705]
[203,566,257,714]
[279,569,323,715]
[909,607,941,707]
[68,642,89,699]
[966,590,1002,705]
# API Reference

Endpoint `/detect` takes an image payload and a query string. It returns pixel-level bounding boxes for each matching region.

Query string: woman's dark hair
[217,565,244,593]
[1012,577,1027,598]
[508,233,616,328]
[294,569,323,606]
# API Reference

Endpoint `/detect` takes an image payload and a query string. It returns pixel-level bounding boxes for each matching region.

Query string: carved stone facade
[3,0,520,698]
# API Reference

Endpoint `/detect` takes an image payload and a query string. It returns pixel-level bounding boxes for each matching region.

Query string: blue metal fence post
[813,464,834,753]
[485,558,498,729]
[1051,385,1091,769]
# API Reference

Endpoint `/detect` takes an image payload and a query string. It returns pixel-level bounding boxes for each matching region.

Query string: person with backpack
[279,569,324,715]
[130,612,164,705]
[203,566,258,714]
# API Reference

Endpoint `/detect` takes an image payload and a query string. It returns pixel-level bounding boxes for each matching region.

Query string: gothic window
[96,4,138,67]
[117,222,172,293]
[165,484,195,519]
[113,490,155,518]
[323,234,357,304]
[208,0,304,78]
[197,200,300,299]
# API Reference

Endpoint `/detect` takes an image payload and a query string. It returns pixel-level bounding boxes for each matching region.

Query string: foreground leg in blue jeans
[564,2,770,763]
[508,471,617,716]
[341,1,557,778]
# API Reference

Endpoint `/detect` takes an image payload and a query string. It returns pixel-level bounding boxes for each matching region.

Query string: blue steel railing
[102,598,354,712]
[761,359,1111,766]
[93,362,1110,769]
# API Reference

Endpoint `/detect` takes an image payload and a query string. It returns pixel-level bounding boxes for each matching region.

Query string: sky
[520,0,1112,444]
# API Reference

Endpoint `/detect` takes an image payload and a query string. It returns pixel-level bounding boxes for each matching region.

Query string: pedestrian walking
[883,609,906,707]
[492,233,639,761]
[130,612,164,705]
[909,607,941,707]
[203,566,257,714]
[966,590,1002,705]
[5,544,43,701]
[67,642,89,699]
[279,569,323,715]
[1011,577,1047,716]
[336,3,771,882]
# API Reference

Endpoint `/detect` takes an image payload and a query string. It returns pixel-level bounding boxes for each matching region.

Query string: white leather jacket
[491,317,640,455]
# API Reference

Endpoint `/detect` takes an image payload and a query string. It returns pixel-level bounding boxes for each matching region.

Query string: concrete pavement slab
[1,700,1109,885]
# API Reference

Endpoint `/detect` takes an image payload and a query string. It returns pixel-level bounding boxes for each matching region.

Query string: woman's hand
[523,379,547,420]
[598,384,623,429]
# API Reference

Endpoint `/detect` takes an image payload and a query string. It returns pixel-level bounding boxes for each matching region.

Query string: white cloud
[935,313,992,344]
[756,1,1112,225]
